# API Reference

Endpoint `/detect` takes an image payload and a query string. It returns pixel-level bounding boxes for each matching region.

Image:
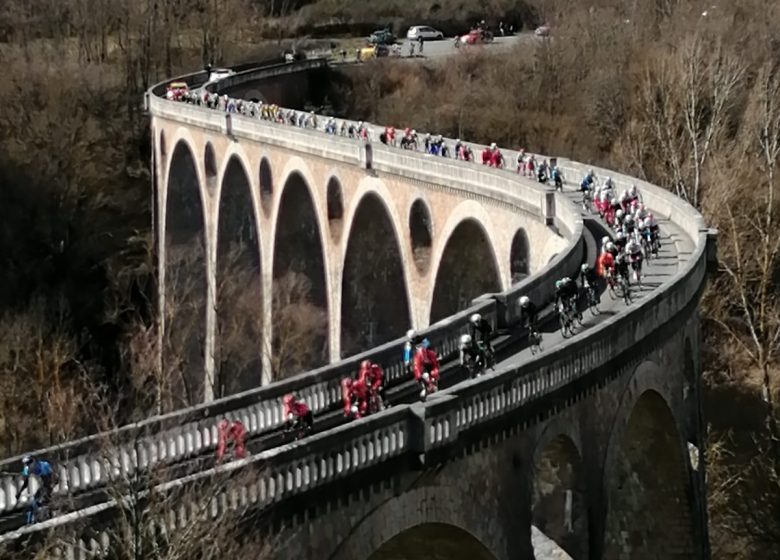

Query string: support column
[203,189,217,403]
[261,269,274,385]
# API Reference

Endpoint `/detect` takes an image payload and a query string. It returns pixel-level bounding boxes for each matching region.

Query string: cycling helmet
[460,334,472,347]
[616,209,624,219]
[617,230,626,240]
[490,142,497,150]
[360,359,371,370]
[519,295,530,307]
[601,235,610,246]
[22,455,32,466]
[629,184,637,196]
[581,263,590,273]
[421,338,431,349]
[406,329,415,341]
[470,313,482,324]
[610,197,618,205]
[283,394,295,405]
[588,169,594,176]
[606,242,616,252]
[555,280,563,289]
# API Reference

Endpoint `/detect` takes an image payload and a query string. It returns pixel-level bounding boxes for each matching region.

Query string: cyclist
[627,236,644,283]
[554,277,578,314]
[551,166,563,191]
[283,394,314,435]
[16,456,56,505]
[615,230,628,253]
[403,329,420,376]
[358,360,385,412]
[615,251,631,285]
[580,263,600,303]
[580,169,596,193]
[597,245,616,288]
[413,338,440,398]
[216,419,247,462]
[469,313,493,354]
[518,295,539,330]
[459,334,484,376]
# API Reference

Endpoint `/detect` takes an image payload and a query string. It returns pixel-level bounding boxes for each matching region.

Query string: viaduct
[0,59,717,559]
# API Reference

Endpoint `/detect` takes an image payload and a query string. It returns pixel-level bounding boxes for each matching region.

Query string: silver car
[406,26,445,41]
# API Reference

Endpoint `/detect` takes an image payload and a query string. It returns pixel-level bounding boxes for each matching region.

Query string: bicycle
[581,189,593,213]
[618,273,632,305]
[529,327,543,354]
[558,300,574,337]
[583,281,600,315]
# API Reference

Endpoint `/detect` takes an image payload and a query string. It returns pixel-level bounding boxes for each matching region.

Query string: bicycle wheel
[589,289,600,315]
[558,311,570,337]
[622,279,632,305]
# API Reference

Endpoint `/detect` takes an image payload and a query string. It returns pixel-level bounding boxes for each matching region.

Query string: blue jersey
[580,175,594,189]
[403,341,413,364]
[22,461,53,478]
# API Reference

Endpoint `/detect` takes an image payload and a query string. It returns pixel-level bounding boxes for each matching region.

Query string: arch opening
[204,143,217,195]
[326,177,344,240]
[163,141,208,407]
[215,157,262,397]
[429,219,501,323]
[259,158,273,215]
[531,435,588,559]
[341,193,410,357]
[367,523,497,560]
[272,172,328,378]
[409,199,433,273]
[603,390,696,559]
[510,228,530,284]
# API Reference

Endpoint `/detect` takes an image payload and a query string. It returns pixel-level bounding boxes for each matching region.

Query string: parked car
[455,29,494,47]
[406,25,445,41]
[368,28,396,45]
[534,25,551,37]
[208,68,235,82]
[359,44,389,60]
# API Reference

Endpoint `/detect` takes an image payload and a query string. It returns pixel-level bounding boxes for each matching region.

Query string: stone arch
[214,155,262,397]
[270,170,329,378]
[340,191,411,357]
[326,176,344,241]
[603,389,696,559]
[367,523,497,560]
[429,218,501,323]
[531,434,588,559]
[163,139,208,405]
[409,198,433,273]
[204,142,218,195]
[259,157,273,216]
[332,486,507,560]
[510,228,530,284]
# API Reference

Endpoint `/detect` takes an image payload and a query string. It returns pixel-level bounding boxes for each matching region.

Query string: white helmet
[588,168,594,176]
[519,295,530,307]
[629,184,637,196]
[616,209,624,219]
[406,329,415,341]
[22,455,32,465]
[490,142,497,150]
[606,176,613,184]
[460,334,472,347]
[617,230,626,240]
[606,242,616,252]
[601,235,610,246]
[470,313,482,324]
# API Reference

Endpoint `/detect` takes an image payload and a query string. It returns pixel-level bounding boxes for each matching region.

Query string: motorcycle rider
[413,338,440,398]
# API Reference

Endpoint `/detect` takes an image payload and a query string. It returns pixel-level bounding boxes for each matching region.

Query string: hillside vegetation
[0,0,778,555]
